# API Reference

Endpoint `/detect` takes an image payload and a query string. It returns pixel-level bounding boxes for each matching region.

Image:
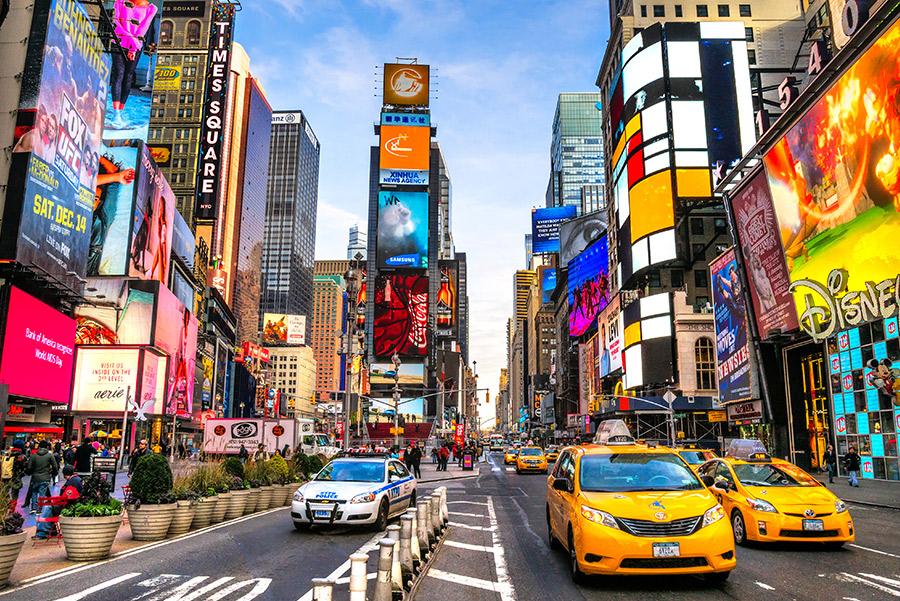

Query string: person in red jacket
[33,465,82,540]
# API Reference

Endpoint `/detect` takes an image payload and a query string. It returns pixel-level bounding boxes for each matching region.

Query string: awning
[4,425,64,435]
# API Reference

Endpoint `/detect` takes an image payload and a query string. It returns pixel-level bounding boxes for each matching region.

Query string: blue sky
[236,0,610,420]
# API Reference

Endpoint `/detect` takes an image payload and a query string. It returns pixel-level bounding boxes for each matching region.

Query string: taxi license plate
[652,542,680,558]
[314,510,331,519]
[802,519,824,531]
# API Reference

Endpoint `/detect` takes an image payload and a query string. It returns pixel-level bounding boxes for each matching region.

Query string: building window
[648,271,661,288]
[187,20,202,45]
[739,4,751,17]
[671,270,684,288]
[718,4,730,17]
[714,217,728,234]
[160,20,174,45]
[696,4,708,16]
[640,5,647,17]
[653,5,665,16]
[692,243,706,260]
[747,49,757,64]
[695,338,716,390]
[675,4,683,16]
[690,217,705,235]
[745,26,754,41]
[694,269,708,288]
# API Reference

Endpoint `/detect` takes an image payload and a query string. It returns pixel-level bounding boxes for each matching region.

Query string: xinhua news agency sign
[194,5,235,222]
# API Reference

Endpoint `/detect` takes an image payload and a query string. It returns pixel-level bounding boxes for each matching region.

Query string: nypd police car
[291,456,416,531]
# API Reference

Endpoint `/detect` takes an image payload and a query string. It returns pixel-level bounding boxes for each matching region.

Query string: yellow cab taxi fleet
[546,446,561,462]
[516,446,549,474]
[546,420,735,584]
[674,445,717,474]
[698,440,854,548]
[504,447,519,465]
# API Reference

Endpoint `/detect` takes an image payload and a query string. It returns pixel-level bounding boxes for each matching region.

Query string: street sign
[708,410,727,423]
[663,390,676,404]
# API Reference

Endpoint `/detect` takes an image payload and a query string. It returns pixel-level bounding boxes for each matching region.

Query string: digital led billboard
[540,267,557,305]
[622,293,675,390]
[75,281,155,345]
[560,212,605,266]
[376,191,429,268]
[383,63,430,107]
[532,206,577,254]
[373,274,429,357]
[262,313,307,346]
[436,260,458,338]
[379,125,430,171]
[567,236,610,337]
[71,347,140,412]
[598,295,623,377]
[711,248,752,402]
[153,283,198,416]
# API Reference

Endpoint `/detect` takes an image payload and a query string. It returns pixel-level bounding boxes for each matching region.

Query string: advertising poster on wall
[102,0,164,140]
[2,0,110,281]
[532,206,577,254]
[560,212,605,266]
[71,347,140,412]
[202,418,296,455]
[129,144,175,283]
[436,261,458,338]
[379,125,430,171]
[540,268,557,305]
[711,248,752,402]
[729,169,798,337]
[383,63,430,107]
[763,19,900,324]
[373,274,429,357]
[88,141,138,275]
[598,295,623,377]
[568,236,610,337]
[262,313,307,346]
[0,287,76,405]
[376,191,429,268]
[140,351,167,416]
[153,283,198,415]
[379,169,429,186]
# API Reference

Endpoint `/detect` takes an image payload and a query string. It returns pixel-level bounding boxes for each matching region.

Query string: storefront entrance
[783,341,830,472]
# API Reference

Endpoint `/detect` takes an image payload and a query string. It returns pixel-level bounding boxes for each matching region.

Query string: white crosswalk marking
[206,578,272,601]
[450,511,487,518]
[839,573,900,597]
[51,573,142,601]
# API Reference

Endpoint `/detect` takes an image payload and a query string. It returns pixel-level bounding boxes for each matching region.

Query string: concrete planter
[127,503,176,541]
[59,514,122,561]
[191,496,217,530]
[225,489,249,520]
[0,532,26,586]
[257,486,275,510]
[210,492,230,524]
[166,500,196,538]
[243,488,260,514]
[271,484,290,507]
[284,482,302,506]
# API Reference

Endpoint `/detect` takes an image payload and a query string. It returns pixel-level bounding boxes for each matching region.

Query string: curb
[406,526,447,600]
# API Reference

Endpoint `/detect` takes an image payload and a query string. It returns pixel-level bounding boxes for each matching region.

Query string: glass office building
[548,93,606,216]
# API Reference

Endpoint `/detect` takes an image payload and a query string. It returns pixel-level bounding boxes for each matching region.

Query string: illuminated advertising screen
[71,347,140,412]
[598,295,624,377]
[262,313,307,346]
[560,212,605,266]
[371,397,424,419]
[0,287,76,405]
[1,0,110,281]
[373,274,429,357]
[152,65,181,92]
[540,267,557,305]
[436,260,458,338]
[140,350,167,416]
[762,19,900,334]
[379,125,430,171]
[383,63,430,107]
[567,236,610,337]
[622,293,674,390]
[376,191,429,268]
[369,362,425,386]
[152,282,198,415]
[75,281,155,345]
[711,248,752,402]
[381,112,430,127]
[532,206,577,254]
[102,0,164,141]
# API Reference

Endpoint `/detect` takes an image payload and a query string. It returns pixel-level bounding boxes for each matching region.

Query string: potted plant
[188,465,218,529]
[58,472,123,562]
[167,471,198,538]
[267,455,292,506]
[251,461,275,510]
[284,455,307,504]
[126,453,176,541]
[209,466,231,524]
[0,485,25,586]
[243,472,261,515]
[220,458,249,519]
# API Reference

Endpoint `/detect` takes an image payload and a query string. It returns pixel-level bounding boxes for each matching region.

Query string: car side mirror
[700,475,715,488]
[714,477,732,491]
[553,477,574,493]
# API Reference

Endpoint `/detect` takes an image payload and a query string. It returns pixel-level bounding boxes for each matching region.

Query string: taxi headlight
[835,499,847,513]
[702,504,725,528]
[580,505,619,529]
[350,492,376,504]
[747,498,777,513]
[293,491,304,502]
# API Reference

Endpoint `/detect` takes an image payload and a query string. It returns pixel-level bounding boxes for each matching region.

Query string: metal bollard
[373,539,394,601]
[387,524,403,593]
[405,508,421,565]
[312,578,334,601]
[399,515,415,585]
[429,493,442,537]
[416,501,433,552]
[438,487,449,525]
[348,553,369,601]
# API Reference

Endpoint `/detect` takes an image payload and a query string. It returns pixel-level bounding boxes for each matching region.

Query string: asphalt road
[414,452,900,601]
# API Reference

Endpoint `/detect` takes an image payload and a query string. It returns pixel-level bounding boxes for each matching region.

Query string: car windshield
[315,461,384,482]
[679,451,710,465]
[314,434,330,447]
[521,448,543,456]
[733,463,819,487]
[579,453,703,492]
[508,449,518,455]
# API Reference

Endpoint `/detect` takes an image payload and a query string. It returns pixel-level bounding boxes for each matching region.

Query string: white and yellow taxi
[546,421,735,583]
[698,440,854,548]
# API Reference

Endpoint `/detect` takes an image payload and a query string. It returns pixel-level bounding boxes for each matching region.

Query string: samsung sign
[194,6,235,222]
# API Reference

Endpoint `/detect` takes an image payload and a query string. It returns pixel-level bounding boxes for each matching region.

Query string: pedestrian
[844,446,861,487]
[408,443,422,479]
[823,445,836,484]
[178,442,186,459]
[128,439,150,476]
[430,447,438,465]
[26,440,59,514]
[238,444,249,463]
[74,437,97,474]
[63,438,77,467]
[32,465,82,540]
[1,441,28,509]
[438,444,450,472]
[253,444,268,462]
[281,444,290,459]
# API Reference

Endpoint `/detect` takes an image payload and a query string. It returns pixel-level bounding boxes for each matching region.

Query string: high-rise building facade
[265,346,317,418]
[547,93,606,216]
[260,110,321,338]
[514,270,536,321]
[312,275,345,397]
[347,226,367,260]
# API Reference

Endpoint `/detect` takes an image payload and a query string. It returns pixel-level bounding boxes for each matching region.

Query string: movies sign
[194,3,235,222]
[711,248,753,403]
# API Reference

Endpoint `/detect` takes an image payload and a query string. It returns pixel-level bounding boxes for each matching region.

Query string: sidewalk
[816,474,900,510]
[417,458,483,483]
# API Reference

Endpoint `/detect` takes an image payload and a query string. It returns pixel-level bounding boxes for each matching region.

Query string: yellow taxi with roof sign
[504,447,519,465]
[674,446,717,474]
[698,440,854,547]
[516,446,549,473]
[546,446,561,462]
[546,420,735,583]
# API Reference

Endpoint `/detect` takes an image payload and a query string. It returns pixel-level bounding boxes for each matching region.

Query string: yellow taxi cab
[546,420,735,584]
[698,439,854,548]
[546,446,561,462]
[504,447,519,465]
[674,446,717,474]
[516,446,549,474]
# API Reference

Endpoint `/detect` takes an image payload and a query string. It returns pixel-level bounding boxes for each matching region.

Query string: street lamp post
[342,253,363,451]
[391,353,402,450]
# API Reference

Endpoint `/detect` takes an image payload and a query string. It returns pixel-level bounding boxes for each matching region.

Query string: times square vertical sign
[194,3,235,223]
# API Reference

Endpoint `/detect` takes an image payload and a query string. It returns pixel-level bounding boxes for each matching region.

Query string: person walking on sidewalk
[844,446,861,487]
[63,438,77,468]
[33,465,82,540]
[823,445,837,484]
[238,444,249,463]
[128,439,150,476]
[408,443,422,479]
[1,441,28,509]
[74,437,97,474]
[438,444,450,472]
[26,440,59,514]
[253,444,269,462]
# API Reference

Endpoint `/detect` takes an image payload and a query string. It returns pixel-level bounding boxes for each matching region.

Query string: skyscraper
[347,225,367,260]
[260,111,321,337]
[547,93,606,216]
[311,275,345,397]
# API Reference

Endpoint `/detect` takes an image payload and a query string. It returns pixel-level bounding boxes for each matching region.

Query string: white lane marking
[860,573,900,588]
[491,467,501,472]
[427,568,514,594]
[51,573,142,601]
[487,497,516,601]
[207,578,272,601]
[176,577,236,601]
[139,575,209,601]
[755,582,776,591]
[295,531,384,601]
[450,511,487,518]
[505,468,516,472]
[849,544,900,559]
[333,572,377,585]
[448,521,496,531]
[447,501,488,506]
[839,573,900,597]
[444,540,499,554]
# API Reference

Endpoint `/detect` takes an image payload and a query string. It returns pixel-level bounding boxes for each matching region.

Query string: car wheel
[704,571,731,584]
[293,521,311,532]
[546,507,560,550]
[568,528,586,584]
[373,500,389,532]
[731,510,747,546]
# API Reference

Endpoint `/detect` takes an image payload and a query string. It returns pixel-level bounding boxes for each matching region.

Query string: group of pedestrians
[822,444,862,487]
[403,442,423,478]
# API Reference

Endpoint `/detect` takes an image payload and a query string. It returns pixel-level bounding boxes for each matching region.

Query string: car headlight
[835,499,847,513]
[293,491,304,502]
[350,492,376,504]
[580,505,619,529]
[747,498,777,513]
[702,504,725,528]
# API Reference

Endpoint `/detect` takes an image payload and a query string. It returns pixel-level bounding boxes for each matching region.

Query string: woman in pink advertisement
[148,193,169,283]
[109,0,157,128]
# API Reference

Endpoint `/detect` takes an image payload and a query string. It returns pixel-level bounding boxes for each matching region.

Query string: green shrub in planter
[222,457,244,480]
[61,472,123,517]
[128,454,174,505]
[305,455,324,477]
[267,455,291,485]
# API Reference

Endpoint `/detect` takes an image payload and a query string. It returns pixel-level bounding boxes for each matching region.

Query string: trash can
[462,453,474,471]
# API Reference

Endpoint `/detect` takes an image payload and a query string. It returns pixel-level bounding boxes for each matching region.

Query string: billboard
[153,283,198,415]
[598,295,624,377]
[531,206,577,254]
[436,260,458,338]
[1,0,110,281]
[376,191,429,268]
[381,112,430,127]
[0,287,76,405]
[369,362,425,386]
[568,236,610,337]
[102,0,164,141]
[711,248,752,402]
[379,169,429,186]
[194,2,236,222]
[202,418,296,455]
[75,281,155,345]
[262,313,307,346]
[729,169,798,337]
[560,212,605,266]
[152,65,181,92]
[379,125,430,171]
[139,351,167,416]
[71,347,140,412]
[383,63,430,107]
[622,293,675,390]
[373,273,429,357]
[762,19,900,329]
[540,267,557,305]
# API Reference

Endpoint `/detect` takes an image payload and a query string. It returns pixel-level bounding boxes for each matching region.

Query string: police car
[291,456,416,531]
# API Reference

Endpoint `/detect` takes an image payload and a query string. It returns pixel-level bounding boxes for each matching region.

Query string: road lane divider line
[449,511,488,518]
[860,573,900,588]
[295,531,384,601]
[849,544,900,558]
[486,497,516,601]
[447,501,488,506]
[444,540,499,554]
[839,573,900,597]
[754,582,775,591]
[50,573,142,601]
[333,572,377,585]
[448,522,496,531]
[427,568,513,594]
